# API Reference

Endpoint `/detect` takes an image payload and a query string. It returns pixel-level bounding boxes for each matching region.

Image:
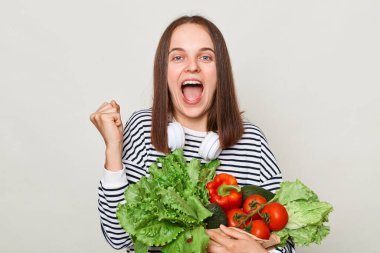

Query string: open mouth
[181,80,204,104]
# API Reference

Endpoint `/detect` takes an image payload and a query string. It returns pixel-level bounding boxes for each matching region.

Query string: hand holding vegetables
[207,225,268,253]
[207,175,333,248]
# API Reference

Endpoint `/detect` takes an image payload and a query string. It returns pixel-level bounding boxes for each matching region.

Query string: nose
[185,58,200,73]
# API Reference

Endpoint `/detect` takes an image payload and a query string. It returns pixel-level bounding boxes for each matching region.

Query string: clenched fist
[90,100,123,171]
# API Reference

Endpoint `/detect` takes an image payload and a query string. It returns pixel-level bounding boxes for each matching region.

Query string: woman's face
[167,23,217,130]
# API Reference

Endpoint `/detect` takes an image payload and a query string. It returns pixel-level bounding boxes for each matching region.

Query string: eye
[200,55,213,62]
[172,55,184,62]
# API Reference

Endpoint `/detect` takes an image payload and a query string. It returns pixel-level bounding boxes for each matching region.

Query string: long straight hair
[151,15,244,154]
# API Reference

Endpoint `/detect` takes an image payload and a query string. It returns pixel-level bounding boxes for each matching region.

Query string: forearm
[104,143,122,171]
[98,167,131,249]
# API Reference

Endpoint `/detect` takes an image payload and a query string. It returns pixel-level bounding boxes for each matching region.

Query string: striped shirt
[98,108,295,253]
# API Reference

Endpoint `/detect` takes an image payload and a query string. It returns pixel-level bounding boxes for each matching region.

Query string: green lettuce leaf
[273,179,319,204]
[172,148,187,168]
[273,180,333,247]
[161,226,209,253]
[182,159,201,198]
[285,201,333,229]
[186,195,213,221]
[135,220,184,246]
[276,224,330,247]
[116,201,157,235]
[158,188,198,220]
[131,236,149,253]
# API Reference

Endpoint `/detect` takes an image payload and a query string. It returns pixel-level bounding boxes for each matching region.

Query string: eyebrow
[168,47,215,54]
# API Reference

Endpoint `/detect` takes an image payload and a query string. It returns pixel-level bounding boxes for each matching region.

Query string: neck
[173,114,208,132]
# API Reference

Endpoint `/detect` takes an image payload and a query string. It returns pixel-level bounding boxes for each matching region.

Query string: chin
[178,105,207,119]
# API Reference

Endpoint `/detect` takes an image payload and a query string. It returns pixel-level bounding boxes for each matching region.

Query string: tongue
[182,86,202,103]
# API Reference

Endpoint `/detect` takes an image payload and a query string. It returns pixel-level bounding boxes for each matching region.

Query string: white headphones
[167,122,222,161]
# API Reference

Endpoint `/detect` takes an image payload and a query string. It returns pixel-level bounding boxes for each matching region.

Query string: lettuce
[161,226,209,253]
[273,180,333,247]
[116,149,219,253]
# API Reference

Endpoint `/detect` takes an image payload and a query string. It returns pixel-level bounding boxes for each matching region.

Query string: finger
[207,229,234,246]
[96,102,108,111]
[219,225,251,240]
[91,112,120,126]
[103,112,121,123]
[90,109,118,123]
[97,103,113,113]
[89,113,96,123]
[207,240,225,253]
[206,229,230,238]
[228,227,266,243]
[110,100,121,113]
[114,115,123,127]
[99,107,118,114]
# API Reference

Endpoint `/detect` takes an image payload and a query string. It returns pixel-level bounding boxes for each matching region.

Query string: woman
[90,15,295,253]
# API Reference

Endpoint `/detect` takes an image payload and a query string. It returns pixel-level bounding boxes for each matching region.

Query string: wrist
[104,145,122,171]
[105,141,122,151]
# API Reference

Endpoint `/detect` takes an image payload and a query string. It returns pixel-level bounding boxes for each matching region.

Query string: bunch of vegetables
[116,149,333,252]
[205,173,289,241]
[205,174,334,247]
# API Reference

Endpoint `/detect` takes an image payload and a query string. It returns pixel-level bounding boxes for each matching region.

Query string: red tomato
[243,194,267,220]
[261,202,288,231]
[226,208,248,228]
[249,220,270,240]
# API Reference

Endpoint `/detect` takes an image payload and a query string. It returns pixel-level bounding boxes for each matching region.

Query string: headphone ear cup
[199,132,222,161]
[167,122,185,151]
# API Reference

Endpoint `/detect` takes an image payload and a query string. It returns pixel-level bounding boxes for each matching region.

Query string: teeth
[182,80,202,86]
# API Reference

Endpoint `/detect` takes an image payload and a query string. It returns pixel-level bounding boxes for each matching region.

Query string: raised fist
[90,100,123,147]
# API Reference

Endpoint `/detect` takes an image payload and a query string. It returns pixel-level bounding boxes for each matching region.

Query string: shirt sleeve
[258,132,283,193]
[258,132,296,253]
[97,110,149,249]
[269,241,296,253]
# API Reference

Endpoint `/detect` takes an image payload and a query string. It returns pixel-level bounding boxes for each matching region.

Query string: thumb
[110,100,121,113]
[113,114,122,127]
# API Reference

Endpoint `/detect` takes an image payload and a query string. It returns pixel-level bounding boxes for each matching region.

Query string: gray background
[1,0,379,252]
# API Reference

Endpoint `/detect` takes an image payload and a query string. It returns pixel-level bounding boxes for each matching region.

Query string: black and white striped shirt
[98,109,295,253]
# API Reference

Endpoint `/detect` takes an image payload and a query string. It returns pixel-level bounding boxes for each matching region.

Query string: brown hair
[151,15,244,154]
